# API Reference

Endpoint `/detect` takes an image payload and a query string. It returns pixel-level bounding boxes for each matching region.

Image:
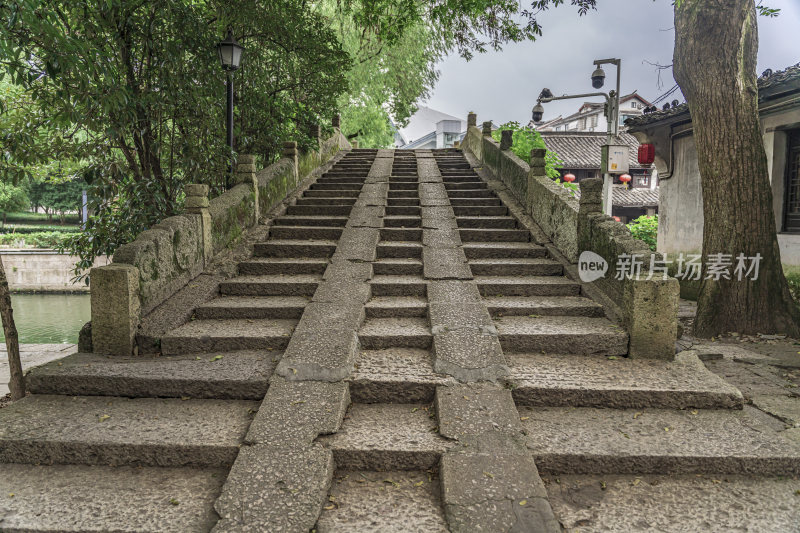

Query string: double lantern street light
[532,58,626,215]
[217,30,244,188]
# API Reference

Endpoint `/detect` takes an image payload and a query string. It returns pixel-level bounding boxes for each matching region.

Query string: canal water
[0,293,90,344]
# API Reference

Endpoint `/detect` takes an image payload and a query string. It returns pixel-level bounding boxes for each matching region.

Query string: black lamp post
[216,29,244,187]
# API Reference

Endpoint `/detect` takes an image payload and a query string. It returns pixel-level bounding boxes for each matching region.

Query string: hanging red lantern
[613,216,621,222]
[638,143,655,165]
[619,174,631,184]
[563,173,576,183]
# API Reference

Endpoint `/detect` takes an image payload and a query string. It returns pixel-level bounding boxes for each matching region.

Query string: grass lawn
[3,211,80,225]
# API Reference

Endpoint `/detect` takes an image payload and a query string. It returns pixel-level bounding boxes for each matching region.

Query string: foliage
[0,224,80,234]
[2,211,79,225]
[0,0,349,276]
[26,178,86,222]
[0,182,29,218]
[491,122,563,179]
[627,215,658,251]
[0,231,69,248]
[785,266,800,305]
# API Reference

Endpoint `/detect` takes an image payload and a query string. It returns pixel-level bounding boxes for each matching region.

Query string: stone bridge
[1,121,799,531]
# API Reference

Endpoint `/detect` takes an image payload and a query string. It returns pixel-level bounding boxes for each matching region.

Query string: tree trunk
[673,0,800,337]
[0,257,24,400]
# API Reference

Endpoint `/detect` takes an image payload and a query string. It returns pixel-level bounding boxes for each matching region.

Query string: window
[638,176,649,187]
[591,115,598,128]
[631,101,638,109]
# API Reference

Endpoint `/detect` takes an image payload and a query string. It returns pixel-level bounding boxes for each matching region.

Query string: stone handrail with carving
[90,123,350,356]
[460,116,678,359]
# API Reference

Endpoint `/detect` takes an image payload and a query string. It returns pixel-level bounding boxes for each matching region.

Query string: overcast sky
[423,0,800,125]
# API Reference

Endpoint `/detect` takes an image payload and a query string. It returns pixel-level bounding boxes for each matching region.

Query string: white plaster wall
[657,135,704,255]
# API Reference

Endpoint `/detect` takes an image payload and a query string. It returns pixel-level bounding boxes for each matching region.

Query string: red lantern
[563,173,576,183]
[613,216,621,222]
[619,174,631,184]
[638,143,655,165]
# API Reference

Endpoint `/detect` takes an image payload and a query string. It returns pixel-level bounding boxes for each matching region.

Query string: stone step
[459,228,530,242]
[452,206,508,216]
[162,318,296,354]
[238,257,329,276]
[377,242,423,259]
[303,189,361,198]
[506,351,744,409]
[519,405,800,475]
[372,258,423,276]
[380,227,422,241]
[318,177,368,184]
[386,206,421,216]
[443,181,487,190]
[0,395,256,467]
[545,474,800,532]
[286,205,352,216]
[477,276,580,297]
[253,239,338,258]
[388,176,419,182]
[383,216,422,228]
[456,216,518,229]
[470,258,563,277]
[274,215,349,226]
[349,349,451,403]
[387,198,420,206]
[484,295,604,317]
[0,463,225,532]
[195,295,309,319]
[446,189,494,198]
[269,225,343,241]
[26,350,277,400]
[441,175,481,183]
[449,198,502,207]
[463,242,546,259]
[294,197,357,206]
[494,315,628,355]
[311,182,364,190]
[370,275,427,297]
[365,296,428,318]
[317,403,452,470]
[219,274,321,296]
[388,182,419,190]
[316,469,449,533]
[359,318,432,349]
[388,189,419,198]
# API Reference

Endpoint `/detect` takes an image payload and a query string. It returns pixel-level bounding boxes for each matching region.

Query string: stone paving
[0,343,76,396]
[0,148,799,532]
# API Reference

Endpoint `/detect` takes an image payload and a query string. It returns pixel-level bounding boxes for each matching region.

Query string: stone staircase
[1,148,799,532]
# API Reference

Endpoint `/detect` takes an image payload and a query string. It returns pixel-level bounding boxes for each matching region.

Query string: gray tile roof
[541,131,646,170]
[626,62,800,129]
[573,186,659,208]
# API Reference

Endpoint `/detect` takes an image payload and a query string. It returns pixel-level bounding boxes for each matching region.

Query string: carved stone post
[500,130,513,151]
[185,183,213,264]
[91,264,140,356]
[482,121,492,137]
[332,114,341,129]
[234,155,259,225]
[467,112,477,128]
[283,141,299,184]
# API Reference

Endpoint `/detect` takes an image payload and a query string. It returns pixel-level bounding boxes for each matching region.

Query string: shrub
[0,231,71,248]
[491,122,563,179]
[785,266,800,305]
[627,215,658,251]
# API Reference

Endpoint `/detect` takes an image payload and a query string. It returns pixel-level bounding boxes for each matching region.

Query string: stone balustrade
[460,118,678,360]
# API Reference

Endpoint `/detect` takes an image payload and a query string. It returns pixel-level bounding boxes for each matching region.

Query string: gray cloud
[424,0,800,125]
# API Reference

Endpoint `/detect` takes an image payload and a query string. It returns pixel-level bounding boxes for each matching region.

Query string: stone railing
[90,120,350,355]
[461,115,678,359]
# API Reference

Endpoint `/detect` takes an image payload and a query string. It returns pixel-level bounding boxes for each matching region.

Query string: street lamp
[217,29,244,188]
[534,58,623,215]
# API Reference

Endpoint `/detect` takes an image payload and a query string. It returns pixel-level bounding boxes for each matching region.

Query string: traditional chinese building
[626,63,800,266]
